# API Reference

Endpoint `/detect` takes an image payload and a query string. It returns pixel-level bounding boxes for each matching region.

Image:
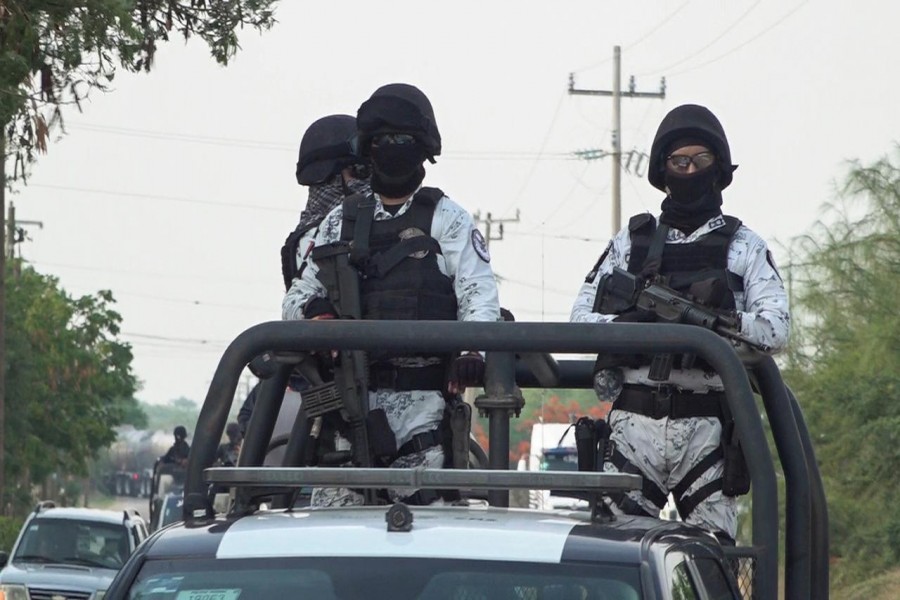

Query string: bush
[0,516,23,553]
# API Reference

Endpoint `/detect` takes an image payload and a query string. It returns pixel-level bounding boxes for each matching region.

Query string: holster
[447,396,472,469]
[574,416,612,472]
[721,418,751,496]
[366,408,398,467]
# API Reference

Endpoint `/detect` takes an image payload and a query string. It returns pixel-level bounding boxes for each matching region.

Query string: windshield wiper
[60,557,111,568]
[14,555,54,563]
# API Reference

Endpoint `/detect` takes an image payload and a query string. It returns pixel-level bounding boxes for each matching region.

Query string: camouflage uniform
[284,191,500,506]
[572,214,790,538]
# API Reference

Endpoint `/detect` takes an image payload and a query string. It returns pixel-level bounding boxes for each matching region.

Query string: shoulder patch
[472,229,490,262]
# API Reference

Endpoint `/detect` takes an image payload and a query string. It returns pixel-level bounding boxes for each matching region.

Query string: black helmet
[648,104,737,192]
[225,422,241,440]
[357,83,441,161]
[174,425,187,440]
[295,114,362,186]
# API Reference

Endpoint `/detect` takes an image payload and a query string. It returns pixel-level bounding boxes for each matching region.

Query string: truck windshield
[128,557,641,600]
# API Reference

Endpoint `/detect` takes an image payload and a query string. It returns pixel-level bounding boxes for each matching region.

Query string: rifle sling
[350,195,377,265]
[641,222,670,276]
[364,236,442,278]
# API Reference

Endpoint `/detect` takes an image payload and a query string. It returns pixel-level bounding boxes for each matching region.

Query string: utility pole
[7,202,43,263]
[472,209,521,250]
[568,45,666,236]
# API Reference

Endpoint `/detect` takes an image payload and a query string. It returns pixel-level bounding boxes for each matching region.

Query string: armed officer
[281,114,372,291]
[570,104,790,541]
[283,83,500,506]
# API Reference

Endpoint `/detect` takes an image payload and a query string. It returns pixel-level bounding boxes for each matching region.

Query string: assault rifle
[597,267,770,353]
[310,241,373,471]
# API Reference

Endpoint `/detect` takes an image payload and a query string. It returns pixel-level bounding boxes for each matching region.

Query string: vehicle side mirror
[0,550,9,568]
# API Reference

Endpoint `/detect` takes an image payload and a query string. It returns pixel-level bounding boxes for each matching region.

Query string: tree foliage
[4,263,139,502]
[783,147,900,585]
[0,0,277,181]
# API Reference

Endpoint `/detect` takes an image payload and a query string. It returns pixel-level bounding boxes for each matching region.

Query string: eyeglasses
[666,151,716,173]
[371,133,417,147]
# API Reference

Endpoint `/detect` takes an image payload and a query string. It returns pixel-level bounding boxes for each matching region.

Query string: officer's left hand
[447,352,485,394]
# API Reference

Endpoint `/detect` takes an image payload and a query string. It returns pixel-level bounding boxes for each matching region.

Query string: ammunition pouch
[721,418,750,497]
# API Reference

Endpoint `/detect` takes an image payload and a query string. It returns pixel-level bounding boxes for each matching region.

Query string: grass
[833,568,900,600]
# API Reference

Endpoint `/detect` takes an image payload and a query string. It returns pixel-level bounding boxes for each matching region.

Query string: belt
[613,384,724,420]
[369,364,446,391]
[397,429,443,457]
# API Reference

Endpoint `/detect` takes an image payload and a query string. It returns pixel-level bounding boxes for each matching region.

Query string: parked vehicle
[0,501,148,600]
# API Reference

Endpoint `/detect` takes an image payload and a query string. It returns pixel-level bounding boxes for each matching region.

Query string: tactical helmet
[225,422,241,440]
[648,104,737,192]
[357,83,441,161]
[174,425,187,440]
[295,114,363,186]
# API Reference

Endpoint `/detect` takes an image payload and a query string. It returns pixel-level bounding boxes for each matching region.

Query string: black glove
[448,352,485,392]
[613,309,656,323]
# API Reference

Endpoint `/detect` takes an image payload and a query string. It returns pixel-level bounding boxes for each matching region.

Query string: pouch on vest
[721,418,751,496]
[592,270,641,314]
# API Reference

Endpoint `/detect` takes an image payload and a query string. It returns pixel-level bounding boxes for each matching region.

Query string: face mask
[664,167,719,205]
[370,143,426,197]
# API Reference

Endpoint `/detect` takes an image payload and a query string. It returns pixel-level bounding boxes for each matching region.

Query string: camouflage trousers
[603,409,737,538]
[310,445,445,507]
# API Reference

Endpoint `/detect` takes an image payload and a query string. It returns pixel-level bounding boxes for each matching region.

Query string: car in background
[149,493,183,533]
[0,501,148,600]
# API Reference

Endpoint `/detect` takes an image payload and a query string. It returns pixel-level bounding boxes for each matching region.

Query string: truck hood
[0,561,116,591]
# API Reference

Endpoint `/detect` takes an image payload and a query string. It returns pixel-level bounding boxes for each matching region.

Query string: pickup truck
[103,320,828,600]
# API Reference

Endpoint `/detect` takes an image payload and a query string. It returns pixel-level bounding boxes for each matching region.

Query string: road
[97,495,150,521]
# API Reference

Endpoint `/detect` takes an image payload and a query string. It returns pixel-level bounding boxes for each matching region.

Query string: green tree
[0,0,277,504]
[4,263,139,511]
[783,148,900,586]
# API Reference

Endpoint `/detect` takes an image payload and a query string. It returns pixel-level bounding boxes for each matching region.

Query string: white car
[0,502,148,600]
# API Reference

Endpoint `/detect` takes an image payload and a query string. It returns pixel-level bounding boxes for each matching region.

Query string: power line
[570,0,691,74]
[66,121,575,162]
[28,259,272,286]
[27,183,297,214]
[667,1,810,77]
[635,0,763,77]
[496,91,568,217]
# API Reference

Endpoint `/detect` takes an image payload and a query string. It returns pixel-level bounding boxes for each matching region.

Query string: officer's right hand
[447,352,485,394]
[613,309,656,323]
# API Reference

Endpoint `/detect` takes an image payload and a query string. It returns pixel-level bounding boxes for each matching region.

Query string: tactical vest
[625,213,743,308]
[340,187,458,322]
[595,213,744,371]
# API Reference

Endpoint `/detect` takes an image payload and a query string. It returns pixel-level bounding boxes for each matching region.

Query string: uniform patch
[399,227,428,259]
[472,229,490,262]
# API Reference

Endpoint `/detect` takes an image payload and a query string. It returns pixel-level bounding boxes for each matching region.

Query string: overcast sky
[11,0,898,407]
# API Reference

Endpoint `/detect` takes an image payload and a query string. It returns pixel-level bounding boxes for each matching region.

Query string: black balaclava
[659,142,723,234]
[369,141,426,198]
[648,104,737,234]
